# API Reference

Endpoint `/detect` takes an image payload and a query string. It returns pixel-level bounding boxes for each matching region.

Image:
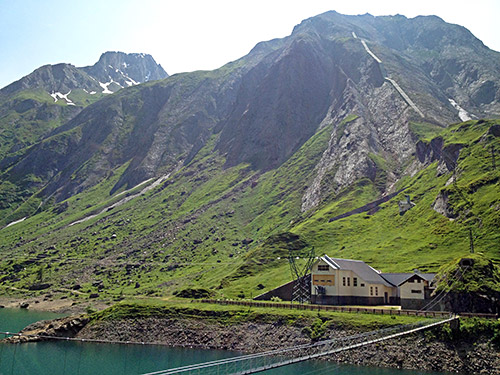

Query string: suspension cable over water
[140,317,457,375]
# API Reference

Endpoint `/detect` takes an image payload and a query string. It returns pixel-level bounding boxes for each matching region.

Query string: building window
[347,277,350,287]
[318,265,329,271]
[411,289,422,294]
[417,279,421,283]
[313,275,335,286]
[375,287,378,296]
[360,283,365,287]
[353,277,358,287]
[342,277,346,286]
[370,286,373,296]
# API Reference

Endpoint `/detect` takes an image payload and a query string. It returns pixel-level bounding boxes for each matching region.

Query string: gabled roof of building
[320,255,394,287]
[380,273,436,286]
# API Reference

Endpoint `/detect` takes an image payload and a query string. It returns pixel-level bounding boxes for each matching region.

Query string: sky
[1,0,499,89]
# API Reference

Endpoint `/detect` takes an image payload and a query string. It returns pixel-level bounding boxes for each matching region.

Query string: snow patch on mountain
[448,98,473,121]
[5,217,26,228]
[125,78,139,86]
[50,91,75,105]
[99,81,114,94]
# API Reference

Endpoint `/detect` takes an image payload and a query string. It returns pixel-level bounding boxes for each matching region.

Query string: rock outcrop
[2,12,500,211]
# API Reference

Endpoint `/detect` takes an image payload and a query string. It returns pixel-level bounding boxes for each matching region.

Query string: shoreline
[0,296,110,315]
[75,316,499,374]
[3,301,499,374]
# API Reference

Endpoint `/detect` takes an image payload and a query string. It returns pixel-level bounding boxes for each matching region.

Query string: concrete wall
[401,298,431,310]
[311,295,385,306]
[254,280,294,301]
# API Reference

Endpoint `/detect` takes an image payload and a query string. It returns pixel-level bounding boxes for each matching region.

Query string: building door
[384,292,388,304]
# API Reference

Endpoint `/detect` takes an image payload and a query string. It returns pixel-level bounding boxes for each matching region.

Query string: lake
[0,308,454,375]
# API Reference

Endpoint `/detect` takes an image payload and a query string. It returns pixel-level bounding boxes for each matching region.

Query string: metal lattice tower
[288,246,315,303]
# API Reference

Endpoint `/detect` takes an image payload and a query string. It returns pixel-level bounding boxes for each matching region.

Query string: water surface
[0,308,454,375]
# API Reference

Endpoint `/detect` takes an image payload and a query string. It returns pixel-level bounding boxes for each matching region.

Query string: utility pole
[468,227,474,254]
[491,145,496,170]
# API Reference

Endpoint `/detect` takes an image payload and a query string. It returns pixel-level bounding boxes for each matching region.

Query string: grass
[0,119,498,303]
[289,120,500,273]
[0,88,103,160]
[0,117,334,299]
[89,299,427,330]
[409,121,445,141]
[435,253,500,294]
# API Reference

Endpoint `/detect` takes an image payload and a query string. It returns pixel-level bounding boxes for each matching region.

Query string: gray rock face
[432,190,457,219]
[1,63,99,95]
[2,12,500,211]
[297,11,500,211]
[82,51,168,88]
[1,51,168,97]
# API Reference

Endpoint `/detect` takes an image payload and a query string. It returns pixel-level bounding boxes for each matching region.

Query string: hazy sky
[1,0,499,89]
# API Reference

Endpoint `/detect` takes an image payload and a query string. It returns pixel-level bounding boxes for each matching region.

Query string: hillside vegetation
[1,13,500,304]
[0,119,498,302]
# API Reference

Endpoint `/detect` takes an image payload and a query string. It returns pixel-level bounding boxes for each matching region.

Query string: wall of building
[311,261,396,304]
[311,295,385,306]
[400,277,425,300]
[401,298,432,310]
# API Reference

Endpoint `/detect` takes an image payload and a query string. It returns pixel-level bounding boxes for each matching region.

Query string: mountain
[2,51,168,97]
[0,12,499,301]
[0,51,167,191]
[81,51,168,89]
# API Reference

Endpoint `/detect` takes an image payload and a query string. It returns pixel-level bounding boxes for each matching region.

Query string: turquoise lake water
[0,308,454,375]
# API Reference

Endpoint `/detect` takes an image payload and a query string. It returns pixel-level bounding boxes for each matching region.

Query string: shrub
[173,288,213,299]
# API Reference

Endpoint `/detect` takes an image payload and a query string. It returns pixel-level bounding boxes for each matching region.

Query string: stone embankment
[4,314,499,374]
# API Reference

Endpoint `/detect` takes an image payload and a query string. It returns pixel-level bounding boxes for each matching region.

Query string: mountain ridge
[2,12,499,218]
[0,12,499,302]
[1,51,168,96]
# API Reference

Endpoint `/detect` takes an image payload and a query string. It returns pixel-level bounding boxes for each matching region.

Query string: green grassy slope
[0,89,104,159]
[0,119,498,303]
[292,120,500,271]
[0,87,109,223]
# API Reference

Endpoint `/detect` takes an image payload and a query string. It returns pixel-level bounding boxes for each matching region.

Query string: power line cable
[9,342,17,375]
[419,266,469,312]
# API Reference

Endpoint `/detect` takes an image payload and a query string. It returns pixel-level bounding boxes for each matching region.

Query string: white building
[311,255,436,309]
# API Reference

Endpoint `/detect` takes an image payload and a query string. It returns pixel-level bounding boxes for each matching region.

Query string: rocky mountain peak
[0,63,90,96]
[1,51,168,98]
[82,51,168,90]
